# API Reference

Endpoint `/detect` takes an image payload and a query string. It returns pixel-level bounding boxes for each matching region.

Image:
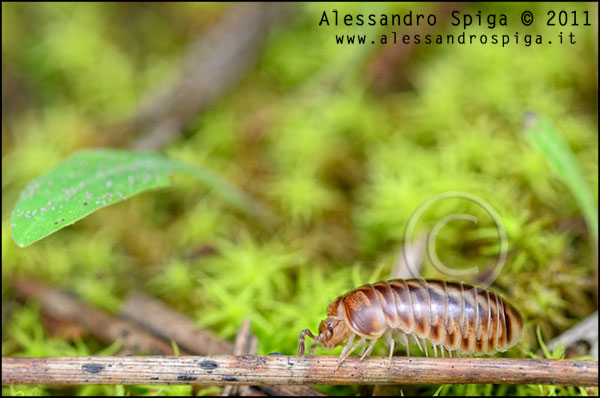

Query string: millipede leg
[336,337,364,370]
[402,333,410,357]
[432,344,438,357]
[339,334,356,359]
[359,339,369,357]
[440,345,444,358]
[422,338,429,357]
[412,334,423,352]
[360,339,377,361]
[385,331,395,368]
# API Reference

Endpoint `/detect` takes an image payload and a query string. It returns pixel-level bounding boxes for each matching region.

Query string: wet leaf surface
[11,149,264,247]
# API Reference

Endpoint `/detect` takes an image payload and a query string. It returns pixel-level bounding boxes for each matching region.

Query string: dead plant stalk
[2,356,597,387]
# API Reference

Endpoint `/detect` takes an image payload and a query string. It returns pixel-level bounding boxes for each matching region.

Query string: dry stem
[547,311,598,358]
[121,292,323,396]
[222,319,257,396]
[125,3,291,150]
[12,278,177,355]
[120,291,232,355]
[2,355,597,387]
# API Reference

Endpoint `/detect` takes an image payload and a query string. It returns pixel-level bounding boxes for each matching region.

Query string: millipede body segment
[298,279,524,367]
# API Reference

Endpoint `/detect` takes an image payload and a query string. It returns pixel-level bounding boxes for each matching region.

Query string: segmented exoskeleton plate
[298,279,524,367]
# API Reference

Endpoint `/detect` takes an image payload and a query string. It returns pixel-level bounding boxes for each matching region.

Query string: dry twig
[2,355,597,387]
[222,319,257,396]
[123,2,291,150]
[12,278,177,356]
[547,311,599,358]
[121,292,323,396]
[121,291,231,355]
[367,2,463,91]
[11,279,319,395]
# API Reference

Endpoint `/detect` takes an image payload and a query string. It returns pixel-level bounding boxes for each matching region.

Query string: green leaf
[523,113,598,243]
[11,148,272,248]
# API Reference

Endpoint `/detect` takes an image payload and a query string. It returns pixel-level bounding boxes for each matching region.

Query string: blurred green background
[2,2,598,396]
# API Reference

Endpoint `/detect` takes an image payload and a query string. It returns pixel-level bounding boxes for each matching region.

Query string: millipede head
[298,317,351,355]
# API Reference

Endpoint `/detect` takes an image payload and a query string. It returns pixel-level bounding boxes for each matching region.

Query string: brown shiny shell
[328,279,524,355]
